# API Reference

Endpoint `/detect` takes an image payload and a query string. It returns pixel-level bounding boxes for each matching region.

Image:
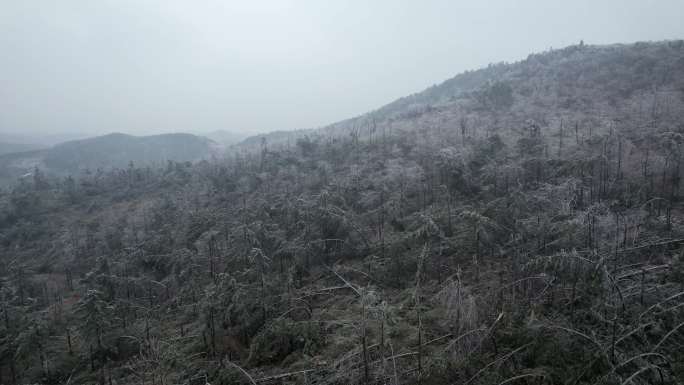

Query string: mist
[1,0,683,138]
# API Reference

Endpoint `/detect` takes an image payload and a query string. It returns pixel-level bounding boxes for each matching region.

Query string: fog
[1,0,683,139]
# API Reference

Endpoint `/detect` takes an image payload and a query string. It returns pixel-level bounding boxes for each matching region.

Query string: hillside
[1,41,684,385]
[253,41,684,150]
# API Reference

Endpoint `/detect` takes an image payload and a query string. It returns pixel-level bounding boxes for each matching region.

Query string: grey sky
[1,0,683,137]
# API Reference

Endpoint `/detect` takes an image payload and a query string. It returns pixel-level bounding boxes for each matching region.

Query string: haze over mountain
[0,141,44,156]
[1,40,684,384]
[2,1,684,139]
[0,132,91,147]
[202,130,250,147]
[3,0,684,384]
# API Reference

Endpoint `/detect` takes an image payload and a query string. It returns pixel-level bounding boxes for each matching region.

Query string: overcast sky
[1,0,684,138]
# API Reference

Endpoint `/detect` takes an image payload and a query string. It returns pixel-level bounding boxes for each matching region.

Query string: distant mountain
[0,132,89,147]
[43,132,216,172]
[0,142,44,156]
[237,129,314,152]
[0,132,217,185]
[203,130,249,146]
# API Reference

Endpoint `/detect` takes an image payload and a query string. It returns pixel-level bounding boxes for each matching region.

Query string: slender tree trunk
[10,358,16,385]
[417,306,422,384]
[67,327,73,355]
[361,300,369,385]
[558,119,563,157]
[90,344,95,371]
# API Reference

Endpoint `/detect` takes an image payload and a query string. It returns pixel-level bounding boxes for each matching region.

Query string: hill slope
[247,40,684,150]
[1,41,684,384]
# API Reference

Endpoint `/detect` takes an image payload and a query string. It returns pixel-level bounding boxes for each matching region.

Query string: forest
[1,41,684,384]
